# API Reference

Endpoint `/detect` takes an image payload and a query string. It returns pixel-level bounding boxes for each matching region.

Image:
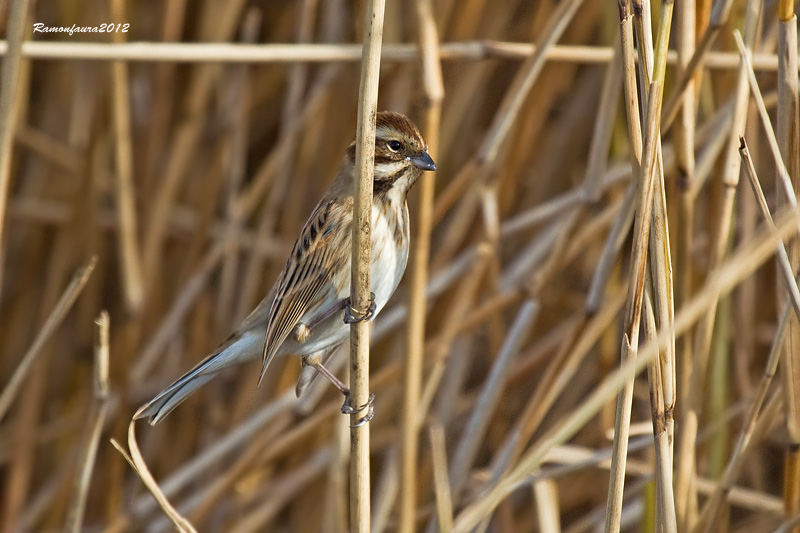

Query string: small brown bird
[135,111,435,425]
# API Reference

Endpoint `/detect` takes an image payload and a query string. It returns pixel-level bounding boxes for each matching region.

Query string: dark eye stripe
[374,155,398,165]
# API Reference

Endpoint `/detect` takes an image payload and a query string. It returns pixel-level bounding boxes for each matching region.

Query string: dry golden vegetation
[1,0,800,531]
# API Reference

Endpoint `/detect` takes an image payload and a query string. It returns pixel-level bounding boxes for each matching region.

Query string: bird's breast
[325,193,409,314]
[369,195,409,314]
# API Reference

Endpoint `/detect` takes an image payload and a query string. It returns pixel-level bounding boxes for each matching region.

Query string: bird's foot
[344,292,376,324]
[341,392,375,428]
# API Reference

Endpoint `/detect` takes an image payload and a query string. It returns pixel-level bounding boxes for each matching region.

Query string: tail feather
[134,330,263,425]
[133,357,217,424]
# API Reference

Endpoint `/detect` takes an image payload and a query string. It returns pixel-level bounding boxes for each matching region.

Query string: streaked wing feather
[261,199,350,371]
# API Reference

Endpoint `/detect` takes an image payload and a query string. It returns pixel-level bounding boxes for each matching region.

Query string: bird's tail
[134,330,263,425]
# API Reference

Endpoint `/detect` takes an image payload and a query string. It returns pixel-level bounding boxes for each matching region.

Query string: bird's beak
[409,151,436,171]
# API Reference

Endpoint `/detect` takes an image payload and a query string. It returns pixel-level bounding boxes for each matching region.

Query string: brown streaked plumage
[135,111,435,424]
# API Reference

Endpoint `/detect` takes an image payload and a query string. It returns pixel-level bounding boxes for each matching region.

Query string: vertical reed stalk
[661,0,735,130]
[399,1,444,531]
[65,311,111,533]
[0,0,31,298]
[672,0,698,521]
[350,1,387,531]
[776,0,800,522]
[632,2,678,526]
[429,421,454,533]
[676,4,762,529]
[109,0,144,315]
[589,0,642,319]
[643,291,677,533]
[605,1,673,531]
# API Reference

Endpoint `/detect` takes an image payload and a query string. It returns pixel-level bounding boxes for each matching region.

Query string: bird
[135,111,436,426]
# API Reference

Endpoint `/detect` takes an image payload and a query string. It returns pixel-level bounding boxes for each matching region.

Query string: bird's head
[346,111,436,195]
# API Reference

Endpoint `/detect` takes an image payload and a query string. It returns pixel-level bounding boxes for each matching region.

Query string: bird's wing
[260,197,352,378]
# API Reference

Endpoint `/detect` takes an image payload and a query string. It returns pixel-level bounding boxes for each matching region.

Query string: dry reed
[349,0,387,531]
[3,1,800,532]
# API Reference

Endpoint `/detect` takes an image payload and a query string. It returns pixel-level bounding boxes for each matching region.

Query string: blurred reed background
[1,0,799,531]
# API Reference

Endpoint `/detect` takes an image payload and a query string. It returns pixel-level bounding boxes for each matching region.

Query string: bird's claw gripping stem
[344,292,376,324]
[341,392,375,428]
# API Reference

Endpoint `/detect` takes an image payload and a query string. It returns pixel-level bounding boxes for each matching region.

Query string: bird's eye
[387,140,402,152]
